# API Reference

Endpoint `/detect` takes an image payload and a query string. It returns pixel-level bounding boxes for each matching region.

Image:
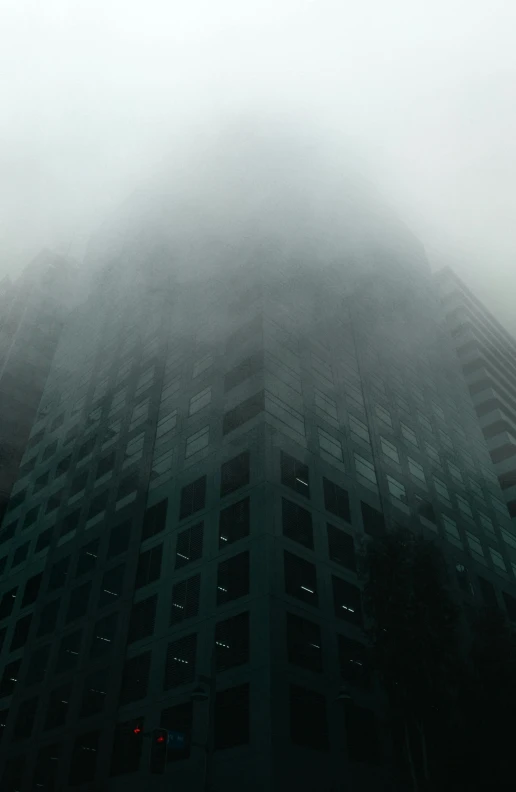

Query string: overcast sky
[1,0,515,332]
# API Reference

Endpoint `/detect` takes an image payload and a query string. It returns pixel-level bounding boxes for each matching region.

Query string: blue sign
[167,730,186,750]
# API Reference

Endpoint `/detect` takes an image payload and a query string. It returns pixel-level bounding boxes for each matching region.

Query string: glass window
[434,477,451,504]
[185,426,209,458]
[408,457,426,483]
[466,531,484,557]
[380,437,399,464]
[354,453,377,486]
[443,516,461,544]
[400,422,419,447]
[192,353,213,378]
[386,475,406,503]
[417,411,433,433]
[349,415,370,444]
[490,547,506,571]
[456,494,473,519]
[189,386,212,416]
[318,428,343,462]
[375,404,392,428]
[314,389,338,424]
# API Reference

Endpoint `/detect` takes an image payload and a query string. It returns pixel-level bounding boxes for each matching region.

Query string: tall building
[0,252,77,524]
[435,266,516,527]
[0,137,515,792]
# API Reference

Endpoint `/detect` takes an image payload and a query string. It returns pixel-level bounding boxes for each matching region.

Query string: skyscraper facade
[435,266,516,528]
[0,151,515,791]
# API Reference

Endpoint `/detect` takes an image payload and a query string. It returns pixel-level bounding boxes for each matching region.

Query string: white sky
[1,0,515,331]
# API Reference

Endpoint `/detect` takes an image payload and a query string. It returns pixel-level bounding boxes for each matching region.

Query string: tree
[362,528,460,791]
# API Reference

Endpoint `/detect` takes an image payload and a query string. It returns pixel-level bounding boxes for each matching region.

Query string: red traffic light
[133,726,142,735]
[156,734,166,744]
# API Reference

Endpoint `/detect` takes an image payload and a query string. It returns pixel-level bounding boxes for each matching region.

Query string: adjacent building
[0,143,515,792]
[435,266,516,526]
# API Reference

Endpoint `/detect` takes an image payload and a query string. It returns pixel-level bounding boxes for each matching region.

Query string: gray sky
[1,0,515,332]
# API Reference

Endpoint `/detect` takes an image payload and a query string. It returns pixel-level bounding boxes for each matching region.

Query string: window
[443,516,461,544]
[36,528,52,552]
[318,427,343,461]
[87,490,108,522]
[349,415,370,444]
[135,545,163,589]
[338,635,369,687]
[346,705,381,764]
[466,531,484,557]
[21,572,42,607]
[434,477,451,504]
[189,386,212,416]
[439,429,453,451]
[333,577,362,626]
[323,477,350,522]
[81,668,109,717]
[215,611,249,671]
[220,451,250,497]
[119,652,151,704]
[48,556,70,591]
[469,478,485,501]
[13,697,38,740]
[108,520,131,558]
[185,425,210,458]
[214,684,250,750]
[33,744,59,790]
[223,390,264,435]
[160,703,192,762]
[12,541,29,567]
[99,565,124,608]
[56,631,81,672]
[69,730,99,785]
[380,437,399,464]
[179,476,206,520]
[217,551,250,605]
[284,551,318,605]
[503,591,516,621]
[266,391,305,436]
[282,499,313,549]
[170,575,201,625]
[77,436,96,462]
[286,613,322,672]
[456,494,473,519]
[314,389,338,424]
[361,501,385,537]
[224,352,263,393]
[192,353,213,378]
[415,496,436,525]
[0,587,17,620]
[354,453,377,486]
[33,471,49,493]
[478,577,498,609]
[164,634,197,689]
[76,539,100,576]
[375,404,392,428]
[23,505,40,529]
[116,471,138,502]
[400,422,418,447]
[10,614,32,651]
[290,685,329,750]
[387,475,407,504]
[327,525,356,570]
[45,490,63,515]
[175,523,203,568]
[142,499,167,540]
[425,441,441,466]
[44,685,71,729]
[65,581,91,623]
[219,497,250,546]
[448,461,464,485]
[128,594,158,643]
[71,471,87,496]
[37,600,60,637]
[490,547,506,571]
[417,411,433,433]
[25,645,49,686]
[91,613,118,656]
[0,659,21,697]
[281,451,310,497]
[110,718,145,776]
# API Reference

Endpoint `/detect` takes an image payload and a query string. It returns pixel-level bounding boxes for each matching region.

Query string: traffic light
[150,728,168,774]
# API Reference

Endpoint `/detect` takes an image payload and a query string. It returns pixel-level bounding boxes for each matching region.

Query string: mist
[1,0,515,331]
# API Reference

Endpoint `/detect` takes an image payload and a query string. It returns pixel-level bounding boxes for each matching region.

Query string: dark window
[66,581,91,623]
[286,613,322,672]
[284,551,318,605]
[164,634,197,689]
[51,413,64,432]
[135,544,163,588]
[170,575,200,625]
[0,659,21,697]
[81,668,109,717]
[12,541,29,567]
[96,451,115,479]
[226,314,263,353]
[25,645,49,686]
[129,595,157,643]
[23,505,40,529]
[38,599,60,637]
[48,556,70,591]
[0,556,5,576]
[361,501,385,537]
[215,611,249,671]
[179,476,206,520]
[56,632,81,672]
[415,497,435,524]
[28,429,45,449]
[77,436,96,461]
[117,472,138,501]
[119,652,151,705]
[175,523,203,569]
[281,451,310,497]
[60,509,80,538]
[346,704,381,764]
[69,730,99,785]
[34,471,49,494]
[110,718,145,776]
[91,613,117,656]
[478,576,498,609]
[19,457,36,477]
[71,471,87,496]
[6,489,26,513]
[13,697,38,740]
[338,634,370,688]
[44,685,71,730]
[42,440,58,461]
[327,524,356,570]
[108,520,131,558]
[290,685,329,750]
[35,527,52,552]
[142,499,167,540]
[99,564,124,608]
[45,490,63,514]
[219,497,250,547]
[333,577,362,627]
[214,684,250,750]
[2,755,24,791]
[0,522,16,544]
[87,490,109,521]
[0,587,17,620]
[220,451,250,497]
[503,591,516,621]
[76,539,100,576]
[10,614,32,651]
[282,498,313,548]
[161,703,192,762]
[217,551,250,605]
[0,627,5,653]
[56,454,72,477]
[222,390,265,435]
[33,744,59,790]
[224,351,263,393]
[65,427,79,447]
[323,477,350,522]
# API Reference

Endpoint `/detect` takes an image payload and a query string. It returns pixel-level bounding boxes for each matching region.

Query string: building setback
[0,170,515,791]
[435,266,516,527]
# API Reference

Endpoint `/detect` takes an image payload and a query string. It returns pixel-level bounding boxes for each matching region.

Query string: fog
[1,0,515,331]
